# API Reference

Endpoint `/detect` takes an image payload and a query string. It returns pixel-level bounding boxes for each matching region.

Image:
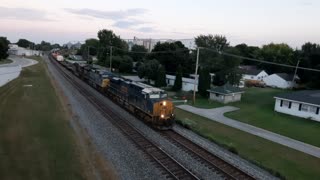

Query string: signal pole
[193,47,200,105]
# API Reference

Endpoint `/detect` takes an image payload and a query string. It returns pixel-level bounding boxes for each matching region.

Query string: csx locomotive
[50,53,175,129]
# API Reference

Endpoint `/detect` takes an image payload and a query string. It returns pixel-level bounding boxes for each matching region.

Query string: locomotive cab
[141,88,175,129]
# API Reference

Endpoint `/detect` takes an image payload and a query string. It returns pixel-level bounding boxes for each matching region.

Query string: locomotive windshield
[149,92,167,99]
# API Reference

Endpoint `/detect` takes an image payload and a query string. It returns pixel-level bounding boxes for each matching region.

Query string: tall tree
[258,43,295,73]
[194,35,242,86]
[234,43,260,65]
[137,59,160,82]
[212,47,242,86]
[17,39,33,48]
[172,65,183,91]
[148,41,192,75]
[118,56,133,73]
[155,65,167,87]
[198,67,211,97]
[130,44,147,62]
[195,34,229,51]
[298,42,320,88]
[0,37,9,60]
[97,29,128,66]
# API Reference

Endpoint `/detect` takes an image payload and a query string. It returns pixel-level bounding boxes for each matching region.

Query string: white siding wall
[166,75,198,92]
[257,71,269,80]
[274,98,320,122]
[263,74,291,89]
[209,93,242,104]
[242,71,268,81]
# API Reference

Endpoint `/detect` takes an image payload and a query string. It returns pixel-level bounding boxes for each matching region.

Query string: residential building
[166,74,198,92]
[240,65,268,81]
[274,90,320,122]
[207,84,244,104]
[263,73,299,89]
[8,44,42,56]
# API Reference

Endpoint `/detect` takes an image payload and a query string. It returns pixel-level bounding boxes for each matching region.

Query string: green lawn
[225,87,320,148]
[0,57,87,179]
[0,59,13,65]
[175,109,320,180]
[174,87,320,148]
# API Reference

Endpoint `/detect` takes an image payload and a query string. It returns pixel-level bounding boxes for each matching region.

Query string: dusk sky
[0,0,319,48]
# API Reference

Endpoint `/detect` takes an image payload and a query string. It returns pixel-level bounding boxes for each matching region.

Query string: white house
[263,73,299,89]
[8,44,42,56]
[240,65,268,81]
[274,90,320,122]
[166,74,198,92]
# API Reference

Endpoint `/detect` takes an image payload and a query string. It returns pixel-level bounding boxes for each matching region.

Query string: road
[177,105,320,159]
[0,56,38,87]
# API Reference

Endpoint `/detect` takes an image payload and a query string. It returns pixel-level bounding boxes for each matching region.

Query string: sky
[0,0,319,48]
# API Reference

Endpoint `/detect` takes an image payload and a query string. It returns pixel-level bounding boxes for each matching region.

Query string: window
[310,106,318,114]
[301,104,309,112]
[282,101,290,108]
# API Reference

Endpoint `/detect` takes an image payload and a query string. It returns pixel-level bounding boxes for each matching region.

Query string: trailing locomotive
[50,54,175,129]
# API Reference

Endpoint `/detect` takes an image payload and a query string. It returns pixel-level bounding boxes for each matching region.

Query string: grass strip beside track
[175,108,320,180]
[0,56,87,180]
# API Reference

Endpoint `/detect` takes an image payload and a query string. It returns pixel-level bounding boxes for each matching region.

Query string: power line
[70,43,320,73]
[105,45,190,54]
[201,47,320,73]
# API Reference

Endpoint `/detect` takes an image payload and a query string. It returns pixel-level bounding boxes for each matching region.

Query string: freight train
[50,54,175,129]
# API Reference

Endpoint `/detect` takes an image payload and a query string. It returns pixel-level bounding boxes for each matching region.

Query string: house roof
[207,83,244,95]
[274,90,320,106]
[239,65,264,76]
[275,73,299,81]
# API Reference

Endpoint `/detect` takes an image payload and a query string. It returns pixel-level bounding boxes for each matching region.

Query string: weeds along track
[50,57,200,180]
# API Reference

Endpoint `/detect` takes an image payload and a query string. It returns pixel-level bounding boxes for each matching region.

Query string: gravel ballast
[45,56,277,180]
[45,57,164,180]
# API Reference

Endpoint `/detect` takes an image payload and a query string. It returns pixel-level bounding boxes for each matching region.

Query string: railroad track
[49,56,200,180]
[161,130,256,180]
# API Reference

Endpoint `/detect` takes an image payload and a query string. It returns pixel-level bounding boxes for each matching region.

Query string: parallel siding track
[161,130,256,180]
[49,56,199,180]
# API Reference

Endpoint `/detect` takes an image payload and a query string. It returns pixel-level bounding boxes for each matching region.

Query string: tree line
[1,29,320,91]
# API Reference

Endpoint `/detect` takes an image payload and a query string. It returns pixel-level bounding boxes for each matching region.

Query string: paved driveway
[177,105,320,158]
[0,56,38,87]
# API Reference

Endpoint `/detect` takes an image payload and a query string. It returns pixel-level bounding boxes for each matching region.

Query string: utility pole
[109,46,113,72]
[292,59,300,89]
[193,47,200,105]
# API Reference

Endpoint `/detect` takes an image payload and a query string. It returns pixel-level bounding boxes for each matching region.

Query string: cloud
[0,6,53,21]
[64,8,147,21]
[137,27,155,33]
[299,1,313,6]
[113,20,146,28]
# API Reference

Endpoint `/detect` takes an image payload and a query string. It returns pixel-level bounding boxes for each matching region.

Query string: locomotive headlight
[163,101,166,106]
[161,114,164,118]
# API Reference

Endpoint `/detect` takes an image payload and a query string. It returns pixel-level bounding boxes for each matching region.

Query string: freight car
[50,53,174,129]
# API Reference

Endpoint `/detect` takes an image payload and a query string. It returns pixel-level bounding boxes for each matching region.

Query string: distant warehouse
[274,91,320,122]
